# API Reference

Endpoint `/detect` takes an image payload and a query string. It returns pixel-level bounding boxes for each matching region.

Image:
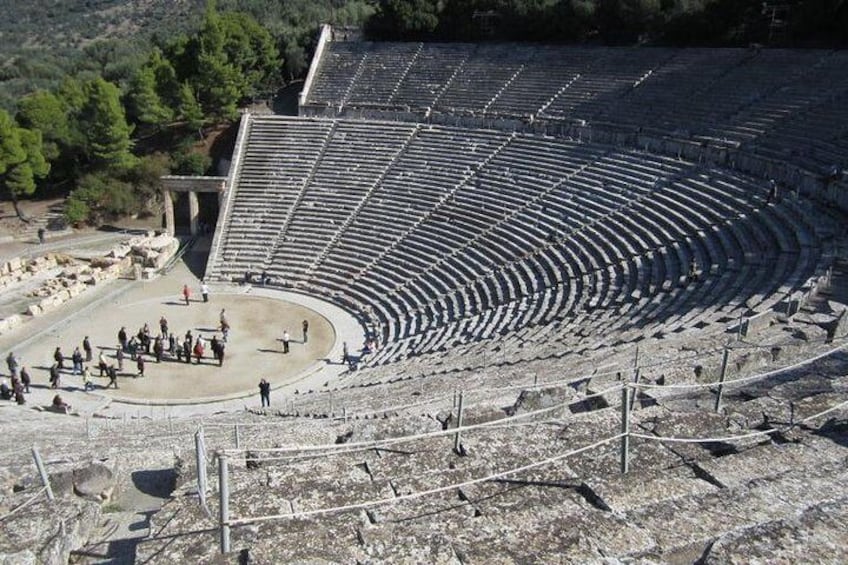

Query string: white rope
[221,384,624,455]
[200,393,457,428]
[228,433,625,526]
[243,418,569,463]
[332,392,455,419]
[631,398,848,444]
[631,342,847,390]
[630,429,775,444]
[0,486,47,522]
[796,399,848,423]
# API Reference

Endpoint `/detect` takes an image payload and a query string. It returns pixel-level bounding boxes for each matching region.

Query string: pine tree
[178,82,205,138]
[0,110,49,220]
[80,77,136,171]
[128,64,173,128]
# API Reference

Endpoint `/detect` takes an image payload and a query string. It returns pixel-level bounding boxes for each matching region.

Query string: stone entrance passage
[161,176,228,236]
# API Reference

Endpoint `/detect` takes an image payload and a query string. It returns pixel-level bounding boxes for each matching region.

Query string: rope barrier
[228,433,625,527]
[243,418,573,463]
[630,429,775,444]
[221,384,624,455]
[796,399,848,423]
[630,398,848,444]
[630,341,848,390]
[0,486,47,522]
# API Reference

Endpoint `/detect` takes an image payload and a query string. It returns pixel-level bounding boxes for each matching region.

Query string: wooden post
[533,374,538,387]
[218,453,231,554]
[714,347,730,413]
[195,431,207,507]
[620,387,630,474]
[343,407,348,423]
[453,391,465,455]
[32,447,55,501]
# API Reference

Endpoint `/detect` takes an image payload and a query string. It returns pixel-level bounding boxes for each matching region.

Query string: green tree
[368,0,442,39]
[219,11,281,98]
[15,90,71,161]
[178,82,205,136]
[148,48,181,109]
[127,64,173,128]
[79,77,136,171]
[0,110,49,220]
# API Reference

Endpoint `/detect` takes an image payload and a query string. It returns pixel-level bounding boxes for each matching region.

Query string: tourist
[98,350,109,376]
[182,284,191,305]
[14,381,25,405]
[168,333,177,356]
[49,363,60,388]
[194,337,205,364]
[116,345,125,371]
[53,347,65,370]
[52,394,71,414]
[83,367,94,391]
[215,341,225,367]
[766,179,778,205]
[20,366,31,393]
[37,227,45,245]
[220,309,229,331]
[159,315,169,337]
[342,342,349,365]
[302,319,309,343]
[83,336,93,362]
[182,337,192,364]
[687,257,699,283]
[201,280,210,303]
[136,354,145,378]
[118,326,128,351]
[282,330,290,354]
[259,378,271,407]
[107,365,118,389]
[128,336,139,361]
[72,347,84,375]
[153,337,164,363]
[0,379,11,400]
[5,351,19,377]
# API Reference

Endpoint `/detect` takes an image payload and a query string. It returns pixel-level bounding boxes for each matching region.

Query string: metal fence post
[453,391,465,455]
[32,447,55,501]
[195,430,207,507]
[714,347,730,413]
[218,453,231,554]
[620,386,630,474]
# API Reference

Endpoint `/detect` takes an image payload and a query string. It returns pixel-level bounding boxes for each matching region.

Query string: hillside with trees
[1,0,843,228]
[367,0,847,46]
[0,0,374,227]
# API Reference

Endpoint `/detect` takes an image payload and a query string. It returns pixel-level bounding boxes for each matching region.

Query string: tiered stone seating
[208,116,834,371]
[128,338,848,562]
[304,42,848,173]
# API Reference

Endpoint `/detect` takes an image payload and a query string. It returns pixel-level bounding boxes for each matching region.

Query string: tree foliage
[79,77,136,171]
[365,0,848,46]
[0,109,49,218]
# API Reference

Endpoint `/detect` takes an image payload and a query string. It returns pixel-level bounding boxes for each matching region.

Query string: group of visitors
[50,338,119,392]
[1,351,29,405]
[181,280,211,306]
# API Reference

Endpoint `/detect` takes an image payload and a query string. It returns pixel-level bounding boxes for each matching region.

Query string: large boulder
[72,463,115,503]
